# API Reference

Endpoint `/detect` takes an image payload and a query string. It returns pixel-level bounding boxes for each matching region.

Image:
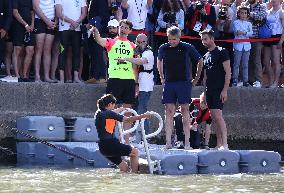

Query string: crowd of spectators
[0,0,284,87]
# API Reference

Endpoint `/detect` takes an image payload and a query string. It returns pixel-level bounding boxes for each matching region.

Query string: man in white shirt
[115,33,154,142]
[121,0,153,30]
[55,0,87,83]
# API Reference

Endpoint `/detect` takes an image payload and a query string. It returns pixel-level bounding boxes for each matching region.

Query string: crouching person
[95,94,151,173]
[174,92,212,149]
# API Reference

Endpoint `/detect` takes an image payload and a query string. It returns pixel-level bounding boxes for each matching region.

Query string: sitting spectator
[55,0,87,83]
[12,0,35,81]
[232,6,253,87]
[174,92,212,149]
[262,0,284,88]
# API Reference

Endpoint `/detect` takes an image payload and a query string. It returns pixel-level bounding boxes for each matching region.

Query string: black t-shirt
[95,109,123,140]
[13,0,33,26]
[158,41,201,82]
[203,46,230,92]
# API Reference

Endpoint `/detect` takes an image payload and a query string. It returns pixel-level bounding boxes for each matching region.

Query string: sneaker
[237,82,243,87]
[232,82,237,87]
[243,82,251,87]
[253,81,261,88]
[201,144,210,150]
[184,145,193,150]
[173,141,184,149]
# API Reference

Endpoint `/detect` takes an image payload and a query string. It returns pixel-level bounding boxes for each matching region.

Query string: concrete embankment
[0,82,283,160]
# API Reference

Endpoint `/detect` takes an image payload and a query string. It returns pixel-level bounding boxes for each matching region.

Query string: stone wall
[0,82,283,142]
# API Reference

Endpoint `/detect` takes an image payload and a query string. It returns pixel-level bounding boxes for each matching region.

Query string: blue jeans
[136,91,152,142]
[233,50,250,83]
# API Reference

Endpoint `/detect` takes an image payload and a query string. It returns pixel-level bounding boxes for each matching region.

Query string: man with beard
[107,19,119,38]
[200,29,231,150]
[91,19,136,144]
[247,0,267,88]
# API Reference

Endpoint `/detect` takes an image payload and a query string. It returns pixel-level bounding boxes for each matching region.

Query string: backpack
[259,21,272,39]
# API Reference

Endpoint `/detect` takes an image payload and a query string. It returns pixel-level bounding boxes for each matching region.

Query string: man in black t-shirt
[200,29,231,150]
[157,26,203,149]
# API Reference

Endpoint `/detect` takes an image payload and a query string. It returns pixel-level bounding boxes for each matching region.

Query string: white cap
[107,19,119,27]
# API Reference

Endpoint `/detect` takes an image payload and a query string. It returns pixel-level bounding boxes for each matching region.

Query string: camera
[195,1,205,11]
[111,2,119,14]
[164,12,177,26]
[218,6,228,20]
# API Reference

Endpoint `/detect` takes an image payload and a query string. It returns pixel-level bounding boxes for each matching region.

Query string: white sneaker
[0,76,18,83]
[253,81,261,88]
[237,82,243,87]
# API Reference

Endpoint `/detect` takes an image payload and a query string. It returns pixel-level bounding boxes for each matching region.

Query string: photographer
[156,0,184,33]
[185,0,216,37]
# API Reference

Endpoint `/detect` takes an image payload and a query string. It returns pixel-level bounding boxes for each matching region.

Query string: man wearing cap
[107,19,119,38]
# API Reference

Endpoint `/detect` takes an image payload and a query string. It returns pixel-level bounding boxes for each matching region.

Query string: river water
[0,166,283,193]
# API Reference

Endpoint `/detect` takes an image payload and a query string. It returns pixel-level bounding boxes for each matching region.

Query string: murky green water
[0,167,283,193]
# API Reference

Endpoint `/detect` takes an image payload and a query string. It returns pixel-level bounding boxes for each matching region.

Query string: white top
[233,19,253,51]
[55,0,87,31]
[267,8,283,35]
[127,0,149,30]
[138,50,154,92]
[35,0,55,20]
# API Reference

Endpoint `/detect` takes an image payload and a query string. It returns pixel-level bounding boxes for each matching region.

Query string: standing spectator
[121,0,152,41]
[157,26,203,149]
[12,0,35,81]
[200,29,231,150]
[115,33,154,142]
[156,0,184,32]
[33,0,56,83]
[248,0,267,88]
[91,19,136,143]
[262,0,284,88]
[0,0,12,67]
[86,0,110,84]
[232,6,253,87]
[55,0,87,83]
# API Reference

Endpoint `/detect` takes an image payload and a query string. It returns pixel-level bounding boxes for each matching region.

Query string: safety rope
[0,123,95,166]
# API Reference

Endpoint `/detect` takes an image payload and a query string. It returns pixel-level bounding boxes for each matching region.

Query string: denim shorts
[162,81,192,104]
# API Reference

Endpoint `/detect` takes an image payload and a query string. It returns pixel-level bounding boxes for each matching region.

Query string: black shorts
[12,24,35,47]
[263,34,281,47]
[98,138,132,165]
[34,18,55,35]
[106,78,136,104]
[206,90,224,110]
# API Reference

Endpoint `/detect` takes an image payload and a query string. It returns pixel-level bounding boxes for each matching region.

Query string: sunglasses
[136,40,146,44]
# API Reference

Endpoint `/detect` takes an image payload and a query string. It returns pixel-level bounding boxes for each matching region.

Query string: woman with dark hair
[156,0,184,32]
[95,94,150,173]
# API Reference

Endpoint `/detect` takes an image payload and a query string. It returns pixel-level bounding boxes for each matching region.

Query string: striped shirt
[35,0,55,19]
[249,3,267,38]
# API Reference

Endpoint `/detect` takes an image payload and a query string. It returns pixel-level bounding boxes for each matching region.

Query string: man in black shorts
[200,29,231,150]
[12,0,35,80]
[95,94,150,173]
[92,20,136,144]
[0,0,12,66]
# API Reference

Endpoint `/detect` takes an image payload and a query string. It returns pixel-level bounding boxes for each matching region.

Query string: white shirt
[127,0,149,30]
[267,8,283,35]
[138,50,154,92]
[35,0,55,20]
[55,0,86,31]
[233,19,253,51]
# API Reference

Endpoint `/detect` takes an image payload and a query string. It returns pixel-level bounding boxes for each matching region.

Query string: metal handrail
[117,108,140,143]
[145,111,163,139]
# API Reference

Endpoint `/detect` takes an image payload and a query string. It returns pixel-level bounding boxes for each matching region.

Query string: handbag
[259,22,272,39]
